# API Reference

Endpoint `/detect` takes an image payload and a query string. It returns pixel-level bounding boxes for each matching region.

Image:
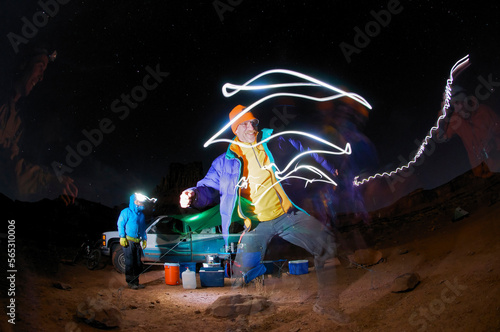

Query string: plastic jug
[182,268,197,289]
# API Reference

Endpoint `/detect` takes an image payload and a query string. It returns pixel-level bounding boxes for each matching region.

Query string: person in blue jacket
[180,105,349,323]
[117,193,148,289]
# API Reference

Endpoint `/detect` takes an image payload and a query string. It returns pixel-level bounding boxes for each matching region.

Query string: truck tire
[112,247,126,274]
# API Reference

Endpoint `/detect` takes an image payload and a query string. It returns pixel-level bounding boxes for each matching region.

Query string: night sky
[1,0,499,207]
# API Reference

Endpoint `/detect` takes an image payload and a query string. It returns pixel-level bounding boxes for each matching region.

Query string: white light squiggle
[353,54,470,186]
[135,192,157,203]
[213,130,351,153]
[211,130,351,191]
[237,163,339,207]
[232,142,349,206]
[204,69,372,148]
[269,147,351,175]
[205,69,368,194]
[235,175,267,192]
[234,132,350,197]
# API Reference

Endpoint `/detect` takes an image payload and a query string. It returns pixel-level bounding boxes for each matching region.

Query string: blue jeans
[123,242,143,285]
[235,210,335,279]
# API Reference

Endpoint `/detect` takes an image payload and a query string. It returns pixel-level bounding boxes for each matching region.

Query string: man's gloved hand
[120,237,129,247]
[141,240,147,250]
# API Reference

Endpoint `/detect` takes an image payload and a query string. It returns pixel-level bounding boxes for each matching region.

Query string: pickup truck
[101,205,242,273]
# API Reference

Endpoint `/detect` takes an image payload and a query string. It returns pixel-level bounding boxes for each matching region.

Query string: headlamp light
[134,193,157,203]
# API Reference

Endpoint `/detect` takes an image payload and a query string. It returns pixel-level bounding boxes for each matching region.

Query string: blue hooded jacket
[117,194,147,240]
[189,128,336,245]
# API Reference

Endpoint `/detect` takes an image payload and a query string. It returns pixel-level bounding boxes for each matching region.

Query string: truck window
[152,217,184,235]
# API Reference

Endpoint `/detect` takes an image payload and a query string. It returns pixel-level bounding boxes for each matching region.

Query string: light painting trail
[353,54,470,186]
[134,193,157,203]
[235,147,349,206]
[204,69,372,149]
[230,132,352,205]
[205,58,470,195]
[203,69,369,197]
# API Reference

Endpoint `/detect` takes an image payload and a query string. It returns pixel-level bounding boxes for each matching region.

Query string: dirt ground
[3,199,500,332]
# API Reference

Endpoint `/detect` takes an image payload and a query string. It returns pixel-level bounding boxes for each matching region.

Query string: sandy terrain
[2,192,499,332]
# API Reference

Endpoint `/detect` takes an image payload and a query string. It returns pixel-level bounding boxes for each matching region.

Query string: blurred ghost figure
[440,85,500,177]
[0,46,78,204]
[315,95,379,224]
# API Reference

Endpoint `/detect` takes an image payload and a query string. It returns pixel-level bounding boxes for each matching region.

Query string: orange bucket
[164,263,180,285]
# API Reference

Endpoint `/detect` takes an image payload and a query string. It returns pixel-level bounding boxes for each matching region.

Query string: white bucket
[182,268,197,289]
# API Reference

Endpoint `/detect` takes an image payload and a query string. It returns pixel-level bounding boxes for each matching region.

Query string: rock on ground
[391,272,421,293]
[205,294,271,318]
[76,297,122,329]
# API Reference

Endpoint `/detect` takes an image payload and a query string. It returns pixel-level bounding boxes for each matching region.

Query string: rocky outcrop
[154,162,203,214]
[338,170,500,231]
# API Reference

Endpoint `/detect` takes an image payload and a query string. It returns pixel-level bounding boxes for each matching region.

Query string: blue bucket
[288,260,309,275]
